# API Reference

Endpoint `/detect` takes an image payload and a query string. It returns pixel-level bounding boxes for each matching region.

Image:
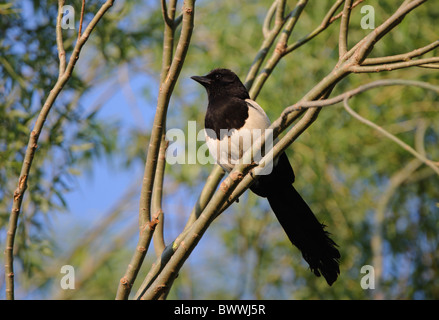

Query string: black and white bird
[191,68,340,286]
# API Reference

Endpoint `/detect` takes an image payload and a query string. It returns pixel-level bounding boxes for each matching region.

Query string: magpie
[191,68,340,286]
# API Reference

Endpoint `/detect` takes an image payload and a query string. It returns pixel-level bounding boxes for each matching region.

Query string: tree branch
[284,79,439,112]
[248,0,309,99]
[262,0,280,38]
[343,97,439,175]
[244,0,298,91]
[351,57,439,73]
[347,0,427,65]
[284,0,346,54]
[339,0,353,59]
[152,139,168,257]
[417,63,439,69]
[363,40,439,66]
[78,0,85,40]
[161,0,174,27]
[56,0,66,77]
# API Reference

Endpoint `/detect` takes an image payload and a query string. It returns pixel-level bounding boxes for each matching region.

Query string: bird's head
[191,68,249,100]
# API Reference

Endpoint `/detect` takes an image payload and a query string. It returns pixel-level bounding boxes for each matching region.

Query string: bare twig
[176,165,226,239]
[347,0,428,64]
[343,98,439,175]
[284,0,345,54]
[330,0,365,23]
[78,0,85,40]
[417,63,439,69]
[248,0,309,99]
[284,79,439,112]
[56,0,66,77]
[278,79,439,175]
[363,40,439,66]
[275,0,286,26]
[244,0,290,90]
[351,57,439,73]
[262,0,280,38]
[151,0,178,259]
[161,0,174,27]
[152,139,169,257]
[339,0,353,59]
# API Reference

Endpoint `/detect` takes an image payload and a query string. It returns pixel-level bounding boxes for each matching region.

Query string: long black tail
[250,153,340,286]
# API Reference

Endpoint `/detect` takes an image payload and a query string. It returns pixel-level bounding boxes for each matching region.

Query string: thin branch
[161,0,173,27]
[56,0,66,77]
[284,79,439,112]
[275,0,286,26]
[152,139,168,257]
[417,63,439,69]
[339,0,353,59]
[284,0,345,54]
[152,0,178,259]
[351,57,439,73]
[362,40,439,66]
[414,119,428,163]
[343,97,439,175]
[244,0,289,89]
[348,0,428,65]
[4,0,115,300]
[246,0,362,100]
[77,0,85,40]
[248,0,309,99]
[330,0,365,23]
[262,0,279,38]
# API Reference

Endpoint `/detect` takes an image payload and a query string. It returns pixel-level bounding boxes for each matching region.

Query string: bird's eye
[215,74,221,79]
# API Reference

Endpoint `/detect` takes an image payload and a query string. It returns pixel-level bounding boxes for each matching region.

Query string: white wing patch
[244,99,271,130]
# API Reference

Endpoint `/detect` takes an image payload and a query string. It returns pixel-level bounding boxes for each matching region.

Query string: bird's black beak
[191,75,211,87]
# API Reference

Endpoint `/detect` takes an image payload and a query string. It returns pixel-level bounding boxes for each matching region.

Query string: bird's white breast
[205,99,273,172]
